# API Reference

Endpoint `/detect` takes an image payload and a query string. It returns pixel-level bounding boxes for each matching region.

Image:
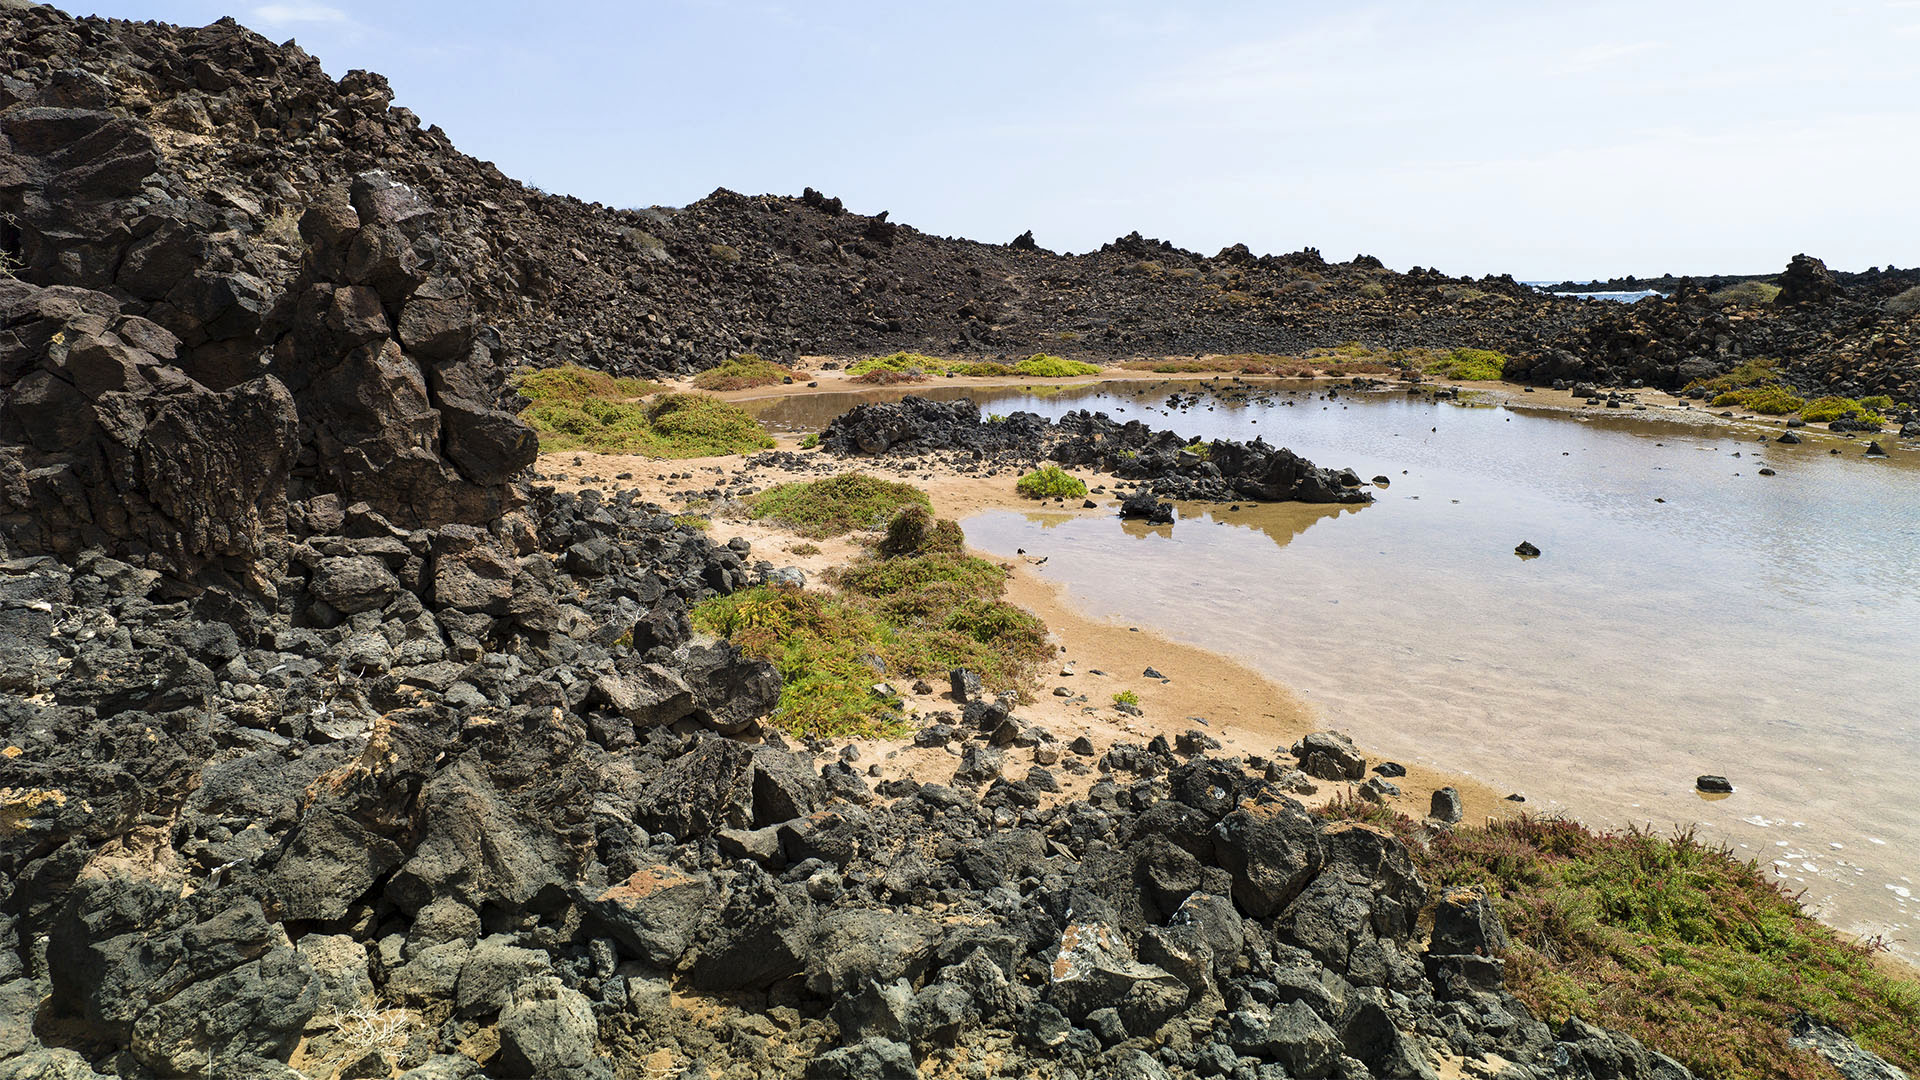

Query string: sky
[66,0,1920,279]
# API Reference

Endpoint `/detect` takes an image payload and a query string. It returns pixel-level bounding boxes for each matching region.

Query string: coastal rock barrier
[821,396,1374,508]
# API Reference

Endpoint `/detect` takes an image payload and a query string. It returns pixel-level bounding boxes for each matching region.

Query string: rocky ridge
[0,4,1911,1079]
[2,4,1911,401]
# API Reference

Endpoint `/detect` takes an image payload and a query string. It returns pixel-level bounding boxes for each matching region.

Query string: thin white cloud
[250,4,351,27]
[1565,39,1669,71]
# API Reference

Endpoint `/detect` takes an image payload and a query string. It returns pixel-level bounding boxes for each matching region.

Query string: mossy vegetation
[689,353,806,391]
[1712,386,1805,415]
[1801,396,1886,427]
[877,504,965,556]
[747,473,932,538]
[513,364,660,403]
[1709,281,1783,307]
[846,353,1015,383]
[1012,354,1102,377]
[519,387,773,457]
[1424,348,1509,381]
[1683,358,1785,397]
[1418,815,1920,1080]
[1015,465,1088,500]
[1115,344,1510,380]
[693,508,1051,738]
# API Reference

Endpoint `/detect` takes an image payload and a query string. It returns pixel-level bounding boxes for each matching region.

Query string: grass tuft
[1424,816,1920,1080]
[514,364,661,403]
[1013,354,1102,377]
[1710,281,1783,307]
[878,504,966,556]
[690,353,806,391]
[1015,465,1088,500]
[520,390,772,457]
[694,509,1050,738]
[1424,348,1508,381]
[747,474,932,538]
[1801,396,1886,427]
[1712,386,1805,415]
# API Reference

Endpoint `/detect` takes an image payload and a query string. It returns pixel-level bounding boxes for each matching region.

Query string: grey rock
[495,976,606,1079]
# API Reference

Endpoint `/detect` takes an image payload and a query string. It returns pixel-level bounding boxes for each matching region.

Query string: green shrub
[1859,394,1895,410]
[1424,348,1508,381]
[1709,280,1782,307]
[1012,354,1102,377]
[519,392,772,457]
[1887,285,1920,317]
[1683,358,1783,396]
[513,365,660,402]
[693,547,1051,737]
[1113,690,1140,707]
[1358,282,1388,300]
[1015,465,1088,500]
[1801,396,1886,426]
[1712,386,1805,415]
[748,474,932,538]
[690,353,804,391]
[877,505,966,557]
[1421,816,1920,1079]
[798,432,820,449]
[848,352,948,378]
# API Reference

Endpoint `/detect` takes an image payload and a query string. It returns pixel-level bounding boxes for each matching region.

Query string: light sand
[536,434,1513,825]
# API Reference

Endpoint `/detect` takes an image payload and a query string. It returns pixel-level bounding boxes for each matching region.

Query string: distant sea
[1522,281,1663,303]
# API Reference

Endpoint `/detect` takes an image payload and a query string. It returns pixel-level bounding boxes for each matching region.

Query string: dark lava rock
[1696,775,1734,793]
[1515,540,1542,558]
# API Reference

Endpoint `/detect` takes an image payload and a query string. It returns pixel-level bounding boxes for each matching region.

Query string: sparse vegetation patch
[747,473,932,538]
[690,353,806,391]
[1012,354,1102,377]
[1014,465,1088,500]
[520,389,772,457]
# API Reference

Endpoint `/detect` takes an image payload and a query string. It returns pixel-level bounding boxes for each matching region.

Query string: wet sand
[536,438,1513,825]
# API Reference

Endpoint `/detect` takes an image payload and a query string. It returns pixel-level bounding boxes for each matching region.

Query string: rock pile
[820,396,1373,509]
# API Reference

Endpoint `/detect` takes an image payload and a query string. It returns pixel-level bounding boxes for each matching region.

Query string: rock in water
[1514,540,1542,558]
[1696,774,1734,793]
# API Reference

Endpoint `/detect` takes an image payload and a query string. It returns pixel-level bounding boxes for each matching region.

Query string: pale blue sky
[68,1,1920,278]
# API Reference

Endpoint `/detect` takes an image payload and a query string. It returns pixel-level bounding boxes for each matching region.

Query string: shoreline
[539,371,1918,977]
[536,438,1517,828]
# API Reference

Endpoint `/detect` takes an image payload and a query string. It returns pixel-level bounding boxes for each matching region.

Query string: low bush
[1709,280,1783,307]
[1424,348,1508,381]
[1015,465,1088,499]
[1683,358,1784,397]
[690,353,805,391]
[1422,816,1920,1079]
[1113,690,1140,707]
[519,391,772,457]
[1801,396,1886,426]
[1712,386,1805,415]
[877,505,966,556]
[1887,285,1920,317]
[748,474,932,538]
[1012,354,1102,377]
[513,365,660,402]
[693,514,1051,737]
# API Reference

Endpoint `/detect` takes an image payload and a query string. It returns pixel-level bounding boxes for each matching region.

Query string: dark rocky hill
[0,5,1914,1079]
[3,3,1911,402]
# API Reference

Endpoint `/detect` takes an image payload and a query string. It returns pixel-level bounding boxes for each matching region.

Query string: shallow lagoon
[755,382,1920,956]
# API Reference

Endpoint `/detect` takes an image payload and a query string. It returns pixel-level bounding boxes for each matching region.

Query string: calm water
[754,383,1920,955]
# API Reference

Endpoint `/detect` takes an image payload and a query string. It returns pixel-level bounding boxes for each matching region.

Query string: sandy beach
[535,421,1516,827]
